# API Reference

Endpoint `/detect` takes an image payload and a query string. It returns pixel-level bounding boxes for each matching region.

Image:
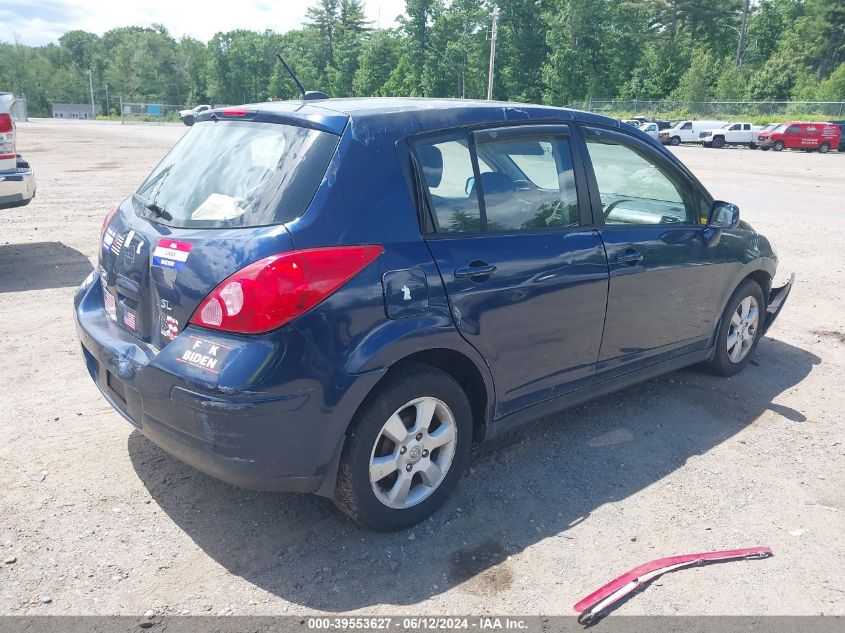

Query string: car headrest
[471,171,515,196]
[417,145,443,188]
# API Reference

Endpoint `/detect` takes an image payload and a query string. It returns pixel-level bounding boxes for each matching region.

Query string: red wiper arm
[573,546,773,624]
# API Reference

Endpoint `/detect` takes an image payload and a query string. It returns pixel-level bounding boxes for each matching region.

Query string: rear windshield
[136,120,340,228]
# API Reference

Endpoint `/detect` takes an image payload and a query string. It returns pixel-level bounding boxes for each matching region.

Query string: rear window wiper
[134,193,172,221]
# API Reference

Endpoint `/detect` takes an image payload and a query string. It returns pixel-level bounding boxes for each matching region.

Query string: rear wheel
[819,142,830,154]
[334,363,472,530]
[670,136,681,146]
[760,146,770,151]
[706,279,765,377]
[749,142,757,149]
[773,140,785,151]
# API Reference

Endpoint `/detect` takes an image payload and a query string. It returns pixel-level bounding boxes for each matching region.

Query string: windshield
[771,124,787,133]
[136,120,340,228]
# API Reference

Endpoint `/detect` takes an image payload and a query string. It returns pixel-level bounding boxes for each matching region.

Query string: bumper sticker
[176,335,231,374]
[159,314,180,341]
[102,227,116,251]
[121,305,137,332]
[153,239,192,271]
[102,281,117,322]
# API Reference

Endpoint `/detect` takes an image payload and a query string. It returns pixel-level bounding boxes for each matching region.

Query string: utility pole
[105,82,110,116]
[486,7,500,101]
[88,69,96,119]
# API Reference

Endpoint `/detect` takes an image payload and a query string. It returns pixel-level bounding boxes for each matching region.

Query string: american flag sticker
[110,233,125,256]
[153,239,192,271]
[122,306,137,332]
[102,227,116,251]
[159,314,180,340]
[103,289,117,322]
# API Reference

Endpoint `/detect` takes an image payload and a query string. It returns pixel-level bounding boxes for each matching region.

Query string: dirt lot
[1,119,843,617]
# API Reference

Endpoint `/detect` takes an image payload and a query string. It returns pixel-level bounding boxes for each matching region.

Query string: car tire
[760,146,770,151]
[334,362,473,531]
[749,142,757,149]
[712,137,725,149]
[819,142,830,154]
[773,140,785,151]
[670,136,681,146]
[181,115,194,127]
[706,279,765,377]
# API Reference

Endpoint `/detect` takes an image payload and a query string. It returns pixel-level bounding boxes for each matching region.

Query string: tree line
[1,0,843,118]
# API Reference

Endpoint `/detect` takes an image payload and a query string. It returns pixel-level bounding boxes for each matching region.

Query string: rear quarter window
[136,120,340,228]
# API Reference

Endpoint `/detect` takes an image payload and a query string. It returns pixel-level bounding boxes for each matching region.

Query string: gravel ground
[0,119,843,617]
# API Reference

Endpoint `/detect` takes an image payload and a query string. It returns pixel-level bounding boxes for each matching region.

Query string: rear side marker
[573,546,773,623]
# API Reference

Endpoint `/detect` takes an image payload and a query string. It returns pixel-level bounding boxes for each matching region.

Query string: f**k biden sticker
[153,239,193,270]
[177,336,231,374]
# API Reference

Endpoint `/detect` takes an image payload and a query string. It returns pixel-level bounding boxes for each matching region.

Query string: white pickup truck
[699,122,764,149]
[0,92,36,210]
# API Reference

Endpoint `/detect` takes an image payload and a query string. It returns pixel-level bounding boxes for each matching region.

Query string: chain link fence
[569,99,845,120]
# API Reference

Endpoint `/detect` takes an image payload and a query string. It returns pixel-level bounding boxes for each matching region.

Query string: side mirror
[465,176,475,197]
[708,200,740,229]
[703,201,739,246]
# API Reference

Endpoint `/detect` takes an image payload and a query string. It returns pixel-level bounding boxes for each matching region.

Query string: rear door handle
[616,249,643,265]
[454,263,497,279]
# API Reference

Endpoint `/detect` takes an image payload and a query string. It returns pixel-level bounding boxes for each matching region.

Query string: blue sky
[1,0,406,46]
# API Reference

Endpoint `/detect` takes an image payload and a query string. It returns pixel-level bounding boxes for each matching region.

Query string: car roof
[237,97,627,139]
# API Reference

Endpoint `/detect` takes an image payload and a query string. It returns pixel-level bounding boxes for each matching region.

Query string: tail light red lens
[189,245,384,334]
[101,207,117,238]
[0,113,14,159]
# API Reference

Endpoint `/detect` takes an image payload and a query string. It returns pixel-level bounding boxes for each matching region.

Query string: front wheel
[712,137,725,149]
[334,363,472,530]
[670,136,681,146]
[773,140,785,151]
[706,279,765,377]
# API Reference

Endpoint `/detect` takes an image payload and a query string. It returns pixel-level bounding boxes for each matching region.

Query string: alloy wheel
[368,397,458,509]
[727,296,759,363]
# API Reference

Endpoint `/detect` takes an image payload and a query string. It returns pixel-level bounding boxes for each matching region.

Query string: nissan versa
[74,98,792,530]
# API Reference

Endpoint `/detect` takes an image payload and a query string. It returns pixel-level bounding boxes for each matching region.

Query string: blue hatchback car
[75,98,792,530]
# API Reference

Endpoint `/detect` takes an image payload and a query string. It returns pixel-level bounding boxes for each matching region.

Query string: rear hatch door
[98,111,345,350]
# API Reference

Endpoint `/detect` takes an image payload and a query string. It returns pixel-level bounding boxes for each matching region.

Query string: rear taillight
[0,113,14,160]
[101,207,117,239]
[189,245,384,334]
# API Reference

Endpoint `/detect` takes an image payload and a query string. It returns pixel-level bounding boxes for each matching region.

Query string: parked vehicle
[700,122,762,148]
[638,121,661,138]
[830,120,845,152]
[756,121,841,152]
[178,104,211,126]
[74,98,792,530]
[659,120,728,145]
[0,93,36,210]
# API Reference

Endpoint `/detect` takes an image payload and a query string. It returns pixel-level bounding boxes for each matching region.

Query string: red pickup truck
[756,121,841,153]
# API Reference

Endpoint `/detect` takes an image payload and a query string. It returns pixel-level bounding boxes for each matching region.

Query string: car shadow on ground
[128,337,819,611]
[0,241,92,292]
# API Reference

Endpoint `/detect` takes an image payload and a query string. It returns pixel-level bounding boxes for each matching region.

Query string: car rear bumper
[0,157,36,209]
[762,273,794,335]
[74,272,382,495]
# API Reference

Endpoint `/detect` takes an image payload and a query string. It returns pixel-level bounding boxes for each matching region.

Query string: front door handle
[616,249,643,265]
[454,263,497,279]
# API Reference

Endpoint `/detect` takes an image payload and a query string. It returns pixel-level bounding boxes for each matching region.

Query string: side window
[681,122,692,130]
[585,135,698,226]
[473,135,580,231]
[413,133,482,233]
[743,124,751,131]
[786,125,800,134]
